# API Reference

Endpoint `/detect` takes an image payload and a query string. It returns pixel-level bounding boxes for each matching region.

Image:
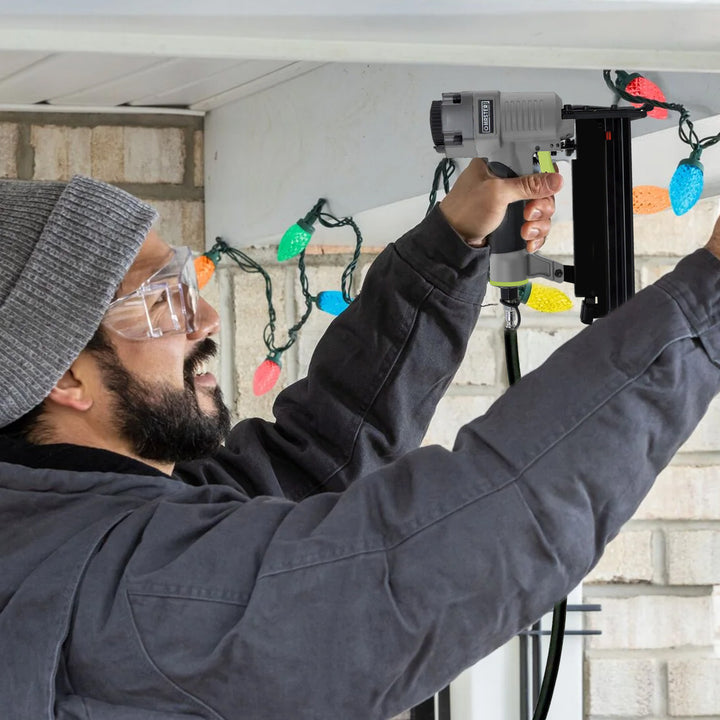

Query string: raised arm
[178,161,563,499]
[73,218,720,720]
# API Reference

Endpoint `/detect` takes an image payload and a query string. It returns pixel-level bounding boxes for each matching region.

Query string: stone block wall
[0,112,204,252]
[5,110,719,717]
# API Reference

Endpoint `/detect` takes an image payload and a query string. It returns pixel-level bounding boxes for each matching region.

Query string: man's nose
[187,297,220,339]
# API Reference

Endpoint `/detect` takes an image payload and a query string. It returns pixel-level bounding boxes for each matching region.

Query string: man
[1,161,718,719]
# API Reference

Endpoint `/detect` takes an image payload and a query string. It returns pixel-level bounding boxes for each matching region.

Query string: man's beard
[95,338,231,464]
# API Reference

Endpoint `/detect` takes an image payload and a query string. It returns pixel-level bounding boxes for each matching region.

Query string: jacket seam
[128,589,248,607]
[655,281,720,354]
[393,243,488,305]
[301,281,435,498]
[49,511,134,720]
[126,589,228,720]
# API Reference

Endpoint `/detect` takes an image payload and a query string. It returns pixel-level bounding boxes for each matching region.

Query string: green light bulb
[277,198,326,262]
[278,220,314,262]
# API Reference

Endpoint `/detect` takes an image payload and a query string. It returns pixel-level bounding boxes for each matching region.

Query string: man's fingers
[523,219,551,244]
[506,172,563,201]
[438,158,563,245]
[527,235,546,253]
[524,196,556,221]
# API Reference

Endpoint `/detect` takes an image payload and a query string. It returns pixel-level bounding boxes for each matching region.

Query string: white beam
[0,29,719,74]
[0,103,203,115]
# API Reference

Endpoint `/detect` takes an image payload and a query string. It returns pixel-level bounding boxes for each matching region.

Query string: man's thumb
[504,172,563,201]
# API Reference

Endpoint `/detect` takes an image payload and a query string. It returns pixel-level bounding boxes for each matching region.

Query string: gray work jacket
[2,208,719,720]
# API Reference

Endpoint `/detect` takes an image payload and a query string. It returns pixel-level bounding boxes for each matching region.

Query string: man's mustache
[184,339,218,380]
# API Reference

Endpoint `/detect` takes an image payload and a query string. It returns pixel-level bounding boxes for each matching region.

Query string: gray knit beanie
[0,175,158,428]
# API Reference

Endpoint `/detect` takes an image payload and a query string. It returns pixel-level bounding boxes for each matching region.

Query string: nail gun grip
[485,161,526,257]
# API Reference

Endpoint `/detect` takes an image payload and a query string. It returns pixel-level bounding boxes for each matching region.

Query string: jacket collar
[0,434,168,477]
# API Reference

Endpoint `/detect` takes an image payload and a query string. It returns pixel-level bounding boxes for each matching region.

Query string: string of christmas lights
[196,238,314,395]
[427,157,456,216]
[195,150,578,398]
[196,204,365,394]
[604,69,720,215]
[314,211,364,313]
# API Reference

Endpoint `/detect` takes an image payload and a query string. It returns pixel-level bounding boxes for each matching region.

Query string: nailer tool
[430,91,646,325]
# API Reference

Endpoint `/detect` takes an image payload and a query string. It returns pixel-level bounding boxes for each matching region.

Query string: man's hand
[439,158,564,252]
[705,213,720,260]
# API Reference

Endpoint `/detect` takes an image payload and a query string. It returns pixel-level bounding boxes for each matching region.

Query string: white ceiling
[0,1,718,112]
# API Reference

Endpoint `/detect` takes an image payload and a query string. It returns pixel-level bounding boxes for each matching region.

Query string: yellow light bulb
[525,284,573,313]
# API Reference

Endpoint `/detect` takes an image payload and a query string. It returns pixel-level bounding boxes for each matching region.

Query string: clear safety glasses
[102,246,200,340]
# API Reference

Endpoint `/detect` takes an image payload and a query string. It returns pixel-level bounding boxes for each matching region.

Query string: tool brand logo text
[478,99,494,135]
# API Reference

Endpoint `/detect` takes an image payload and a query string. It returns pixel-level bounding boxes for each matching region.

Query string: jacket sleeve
[110,249,720,719]
[176,206,490,500]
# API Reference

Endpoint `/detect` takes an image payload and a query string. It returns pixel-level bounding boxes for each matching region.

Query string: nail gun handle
[485,161,526,257]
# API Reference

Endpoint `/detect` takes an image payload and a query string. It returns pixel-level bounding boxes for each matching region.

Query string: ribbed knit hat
[0,175,158,428]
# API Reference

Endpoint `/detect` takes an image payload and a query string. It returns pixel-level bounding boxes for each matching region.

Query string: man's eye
[151,290,168,308]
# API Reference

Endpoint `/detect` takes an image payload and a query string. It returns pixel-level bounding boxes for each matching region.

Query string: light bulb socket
[682,148,704,169]
[518,283,532,304]
[203,247,223,265]
[615,70,642,89]
[295,218,316,235]
[300,198,327,230]
[265,351,283,367]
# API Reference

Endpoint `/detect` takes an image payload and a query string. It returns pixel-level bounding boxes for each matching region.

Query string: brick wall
[0,112,205,252]
[5,110,719,718]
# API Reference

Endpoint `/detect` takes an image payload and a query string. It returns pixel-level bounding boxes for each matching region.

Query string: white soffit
[0,51,322,110]
[0,3,718,111]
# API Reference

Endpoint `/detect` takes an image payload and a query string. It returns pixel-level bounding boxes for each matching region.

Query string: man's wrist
[438,204,488,248]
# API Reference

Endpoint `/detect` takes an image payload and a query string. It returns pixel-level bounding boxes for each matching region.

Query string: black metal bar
[532,619,542,707]
[519,629,602,636]
[438,686,451,720]
[566,604,602,612]
[411,696,435,720]
[562,105,642,325]
[519,632,529,720]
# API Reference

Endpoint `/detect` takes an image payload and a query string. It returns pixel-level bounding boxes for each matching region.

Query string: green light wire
[207,238,314,356]
[603,69,720,157]
[427,158,457,216]
[316,212,363,305]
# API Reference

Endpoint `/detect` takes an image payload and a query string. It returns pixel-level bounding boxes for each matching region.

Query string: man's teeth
[195,361,209,376]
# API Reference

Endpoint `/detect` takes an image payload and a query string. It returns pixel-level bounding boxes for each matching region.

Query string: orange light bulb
[195,254,217,290]
[632,186,671,214]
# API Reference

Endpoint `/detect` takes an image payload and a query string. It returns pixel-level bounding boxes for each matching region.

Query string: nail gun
[430,91,646,324]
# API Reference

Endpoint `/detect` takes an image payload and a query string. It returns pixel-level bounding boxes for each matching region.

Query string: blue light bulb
[316,291,350,316]
[669,154,704,216]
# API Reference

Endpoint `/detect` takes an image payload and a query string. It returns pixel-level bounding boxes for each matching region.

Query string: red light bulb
[253,354,282,396]
[624,75,668,120]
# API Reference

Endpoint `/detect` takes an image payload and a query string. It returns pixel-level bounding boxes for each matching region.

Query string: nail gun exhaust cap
[430,100,445,150]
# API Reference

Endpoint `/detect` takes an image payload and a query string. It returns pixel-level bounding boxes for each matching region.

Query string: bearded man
[1,162,719,720]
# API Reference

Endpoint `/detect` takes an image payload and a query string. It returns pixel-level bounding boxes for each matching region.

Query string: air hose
[503,301,567,720]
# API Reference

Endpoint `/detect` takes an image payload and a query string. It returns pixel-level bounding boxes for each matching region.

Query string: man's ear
[46,355,96,412]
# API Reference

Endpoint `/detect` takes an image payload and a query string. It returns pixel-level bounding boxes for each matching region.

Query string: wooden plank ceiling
[0,51,321,110]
